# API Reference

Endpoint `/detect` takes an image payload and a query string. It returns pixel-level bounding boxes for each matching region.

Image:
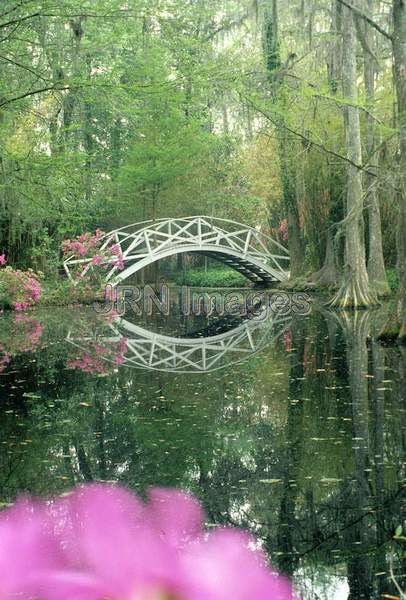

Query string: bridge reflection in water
[66,308,292,374]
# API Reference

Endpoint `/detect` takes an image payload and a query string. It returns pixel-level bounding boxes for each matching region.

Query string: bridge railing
[63,216,290,284]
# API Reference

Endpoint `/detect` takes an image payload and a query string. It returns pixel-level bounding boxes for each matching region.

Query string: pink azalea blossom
[0,254,7,266]
[113,256,125,270]
[92,255,103,266]
[0,498,65,599]
[14,302,29,311]
[0,485,294,600]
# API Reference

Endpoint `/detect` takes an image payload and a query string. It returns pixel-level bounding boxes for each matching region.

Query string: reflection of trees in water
[335,311,373,599]
[275,318,305,578]
[293,310,405,599]
[0,308,405,598]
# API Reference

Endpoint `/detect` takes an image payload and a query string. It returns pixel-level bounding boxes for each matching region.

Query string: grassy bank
[173,267,249,288]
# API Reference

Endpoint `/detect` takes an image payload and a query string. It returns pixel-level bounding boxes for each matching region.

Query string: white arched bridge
[67,310,291,374]
[64,217,290,286]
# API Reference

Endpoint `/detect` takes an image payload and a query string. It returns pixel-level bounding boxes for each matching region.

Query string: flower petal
[32,570,110,600]
[147,488,204,549]
[0,498,63,597]
[54,485,181,598]
[182,529,295,600]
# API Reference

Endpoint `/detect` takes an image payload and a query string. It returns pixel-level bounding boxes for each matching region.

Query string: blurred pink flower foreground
[0,485,294,600]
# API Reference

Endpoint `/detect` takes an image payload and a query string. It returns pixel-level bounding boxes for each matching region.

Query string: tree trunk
[83,53,93,203]
[280,139,305,279]
[311,0,341,288]
[393,0,406,341]
[361,0,390,296]
[312,228,339,286]
[329,4,377,308]
[264,0,305,280]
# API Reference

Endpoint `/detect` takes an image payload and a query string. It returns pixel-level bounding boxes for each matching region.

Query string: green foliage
[174,267,247,288]
[29,229,61,277]
[386,269,399,293]
[38,280,103,307]
[0,0,265,267]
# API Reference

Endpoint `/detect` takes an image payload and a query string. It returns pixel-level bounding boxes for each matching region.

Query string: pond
[0,289,405,599]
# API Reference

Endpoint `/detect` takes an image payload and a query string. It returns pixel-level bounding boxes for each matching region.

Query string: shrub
[175,267,248,288]
[0,263,42,311]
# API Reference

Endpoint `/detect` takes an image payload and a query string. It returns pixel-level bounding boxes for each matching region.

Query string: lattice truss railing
[64,217,290,285]
[67,312,291,374]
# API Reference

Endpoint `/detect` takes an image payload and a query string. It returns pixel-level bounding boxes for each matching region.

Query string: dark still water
[0,290,405,599]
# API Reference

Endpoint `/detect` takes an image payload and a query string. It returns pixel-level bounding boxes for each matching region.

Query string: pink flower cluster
[14,271,41,310]
[63,229,105,258]
[0,267,42,311]
[0,484,294,600]
[110,243,124,270]
[279,220,288,242]
[67,338,128,374]
[62,231,125,280]
[0,254,7,266]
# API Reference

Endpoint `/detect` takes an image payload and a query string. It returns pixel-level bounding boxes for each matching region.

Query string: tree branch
[285,73,384,124]
[0,85,69,107]
[0,1,33,20]
[248,98,380,177]
[354,12,381,69]
[0,53,50,82]
[335,0,393,41]
[0,12,40,29]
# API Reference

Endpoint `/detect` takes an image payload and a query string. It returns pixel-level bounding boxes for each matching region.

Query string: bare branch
[335,0,393,41]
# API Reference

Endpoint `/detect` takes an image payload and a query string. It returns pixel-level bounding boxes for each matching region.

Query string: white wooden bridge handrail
[64,216,290,286]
